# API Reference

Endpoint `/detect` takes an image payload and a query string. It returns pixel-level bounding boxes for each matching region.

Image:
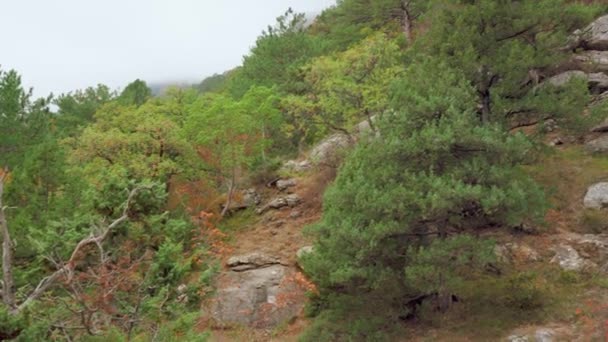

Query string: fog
[0,0,336,97]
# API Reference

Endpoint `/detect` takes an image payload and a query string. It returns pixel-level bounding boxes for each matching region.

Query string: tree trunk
[0,172,16,312]
[221,170,236,217]
[401,1,413,44]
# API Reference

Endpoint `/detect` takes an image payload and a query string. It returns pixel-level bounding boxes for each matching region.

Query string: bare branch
[13,186,148,314]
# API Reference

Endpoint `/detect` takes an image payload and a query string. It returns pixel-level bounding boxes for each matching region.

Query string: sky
[0,0,336,98]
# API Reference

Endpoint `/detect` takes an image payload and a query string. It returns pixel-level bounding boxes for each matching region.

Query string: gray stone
[591,117,608,132]
[547,70,588,87]
[289,210,302,219]
[547,70,608,92]
[507,335,529,342]
[572,15,608,51]
[282,160,311,173]
[296,246,314,260]
[584,182,608,208]
[285,194,301,207]
[227,252,282,272]
[573,50,608,72]
[535,328,555,342]
[309,133,352,166]
[211,265,304,328]
[586,135,608,153]
[551,245,596,271]
[276,179,297,191]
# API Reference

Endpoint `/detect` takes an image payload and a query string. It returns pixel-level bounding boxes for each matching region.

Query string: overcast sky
[0,0,336,98]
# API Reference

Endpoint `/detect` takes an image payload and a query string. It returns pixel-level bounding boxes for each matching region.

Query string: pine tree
[302,59,547,336]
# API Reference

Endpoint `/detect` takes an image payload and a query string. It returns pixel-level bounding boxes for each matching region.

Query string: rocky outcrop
[573,50,608,72]
[547,70,608,92]
[584,182,608,209]
[571,15,608,51]
[309,133,352,166]
[227,252,283,272]
[211,264,305,328]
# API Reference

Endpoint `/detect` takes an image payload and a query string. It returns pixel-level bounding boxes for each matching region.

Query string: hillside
[2,1,608,341]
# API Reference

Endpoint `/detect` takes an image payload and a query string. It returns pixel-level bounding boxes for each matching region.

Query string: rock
[547,70,588,87]
[276,179,297,191]
[585,135,608,153]
[495,243,540,264]
[507,335,529,342]
[309,133,351,166]
[224,188,261,212]
[177,284,187,294]
[211,265,305,328]
[289,210,302,219]
[282,160,311,173]
[535,328,555,342]
[551,245,596,271]
[549,137,564,146]
[355,116,379,137]
[544,119,558,132]
[285,194,301,207]
[227,252,282,272]
[547,70,608,93]
[572,15,608,51]
[242,188,261,207]
[591,117,608,132]
[573,50,608,72]
[584,182,608,208]
[296,246,314,260]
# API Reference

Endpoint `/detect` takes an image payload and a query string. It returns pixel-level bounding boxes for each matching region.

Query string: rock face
[572,14,608,51]
[227,252,282,272]
[547,70,608,92]
[309,133,351,166]
[584,182,608,209]
[573,50,608,72]
[551,244,596,271]
[211,264,305,328]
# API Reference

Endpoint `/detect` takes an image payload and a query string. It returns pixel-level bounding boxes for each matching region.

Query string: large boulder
[309,133,352,166]
[584,182,608,209]
[211,265,306,328]
[547,70,608,93]
[572,15,608,51]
